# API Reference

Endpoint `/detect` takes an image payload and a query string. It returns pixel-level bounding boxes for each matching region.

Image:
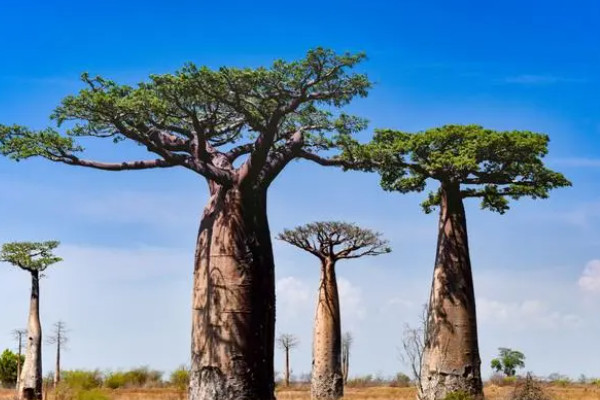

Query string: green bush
[393,372,411,388]
[443,390,473,400]
[77,389,110,400]
[62,370,103,390]
[103,372,127,389]
[170,365,190,391]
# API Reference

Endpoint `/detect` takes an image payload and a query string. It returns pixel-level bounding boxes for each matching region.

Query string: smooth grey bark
[419,183,483,400]
[18,271,43,400]
[189,185,275,400]
[311,258,343,400]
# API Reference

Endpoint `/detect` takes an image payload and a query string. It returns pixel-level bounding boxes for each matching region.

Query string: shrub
[103,372,127,389]
[443,390,473,400]
[62,370,103,390]
[392,372,411,388]
[170,365,190,391]
[77,389,110,400]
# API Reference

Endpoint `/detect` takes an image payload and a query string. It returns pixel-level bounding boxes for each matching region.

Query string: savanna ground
[2,385,600,400]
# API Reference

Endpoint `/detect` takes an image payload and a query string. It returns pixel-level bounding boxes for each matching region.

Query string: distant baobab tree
[344,125,570,400]
[0,48,371,400]
[46,321,68,388]
[276,333,299,387]
[278,221,390,400]
[12,329,26,390]
[341,332,353,384]
[1,241,62,400]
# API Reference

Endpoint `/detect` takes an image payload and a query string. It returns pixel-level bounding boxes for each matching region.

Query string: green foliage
[76,389,110,400]
[54,383,110,400]
[343,125,571,213]
[169,365,190,391]
[103,367,162,389]
[0,48,370,187]
[443,390,473,400]
[0,349,25,388]
[0,241,62,272]
[491,347,526,377]
[62,370,103,390]
[393,372,411,387]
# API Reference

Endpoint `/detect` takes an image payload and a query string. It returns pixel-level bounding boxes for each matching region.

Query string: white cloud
[578,260,600,293]
[477,297,583,330]
[338,278,366,324]
[276,276,311,316]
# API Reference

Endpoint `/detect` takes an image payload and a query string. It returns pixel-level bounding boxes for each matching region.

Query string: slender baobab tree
[276,333,299,387]
[278,222,390,400]
[46,321,68,388]
[0,48,370,400]
[1,241,62,400]
[12,329,26,391]
[343,125,570,400]
[341,332,352,385]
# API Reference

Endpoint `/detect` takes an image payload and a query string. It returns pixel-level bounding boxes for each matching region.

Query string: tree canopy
[491,347,526,377]
[277,221,391,260]
[0,241,62,272]
[0,349,24,388]
[342,124,571,213]
[276,334,300,351]
[0,48,369,188]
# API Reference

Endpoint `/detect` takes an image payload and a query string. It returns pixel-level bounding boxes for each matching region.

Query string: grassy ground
[2,385,600,399]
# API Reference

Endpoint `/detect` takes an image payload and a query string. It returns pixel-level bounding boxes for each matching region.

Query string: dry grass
[1,385,599,400]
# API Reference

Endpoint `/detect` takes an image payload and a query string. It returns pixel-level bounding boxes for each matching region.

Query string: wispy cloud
[502,75,586,85]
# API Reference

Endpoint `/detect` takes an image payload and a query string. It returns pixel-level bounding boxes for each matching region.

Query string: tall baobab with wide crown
[343,125,570,400]
[1,241,62,400]
[278,221,390,400]
[276,333,299,388]
[0,48,370,400]
[47,321,68,388]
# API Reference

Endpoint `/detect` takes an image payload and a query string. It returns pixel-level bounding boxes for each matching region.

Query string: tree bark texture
[284,347,290,387]
[18,271,43,400]
[419,183,483,400]
[311,259,343,400]
[189,185,275,400]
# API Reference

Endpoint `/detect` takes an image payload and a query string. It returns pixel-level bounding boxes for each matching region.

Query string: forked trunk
[311,258,343,400]
[190,185,275,400]
[419,183,483,400]
[18,271,43,400]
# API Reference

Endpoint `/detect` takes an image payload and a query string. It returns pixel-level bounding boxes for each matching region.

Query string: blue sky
[1,0,599,381]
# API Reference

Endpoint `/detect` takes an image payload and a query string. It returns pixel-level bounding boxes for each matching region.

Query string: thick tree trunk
[18,271,43,400]
[419,183,483,400]
[311,258,343,400]
[189,185,275,400]
[284,348,290,387]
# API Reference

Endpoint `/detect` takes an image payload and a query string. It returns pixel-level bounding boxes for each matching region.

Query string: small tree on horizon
[343,125,570,400]
[491,348,526,377]
[276,334,299,388]
[46,321,69,388]
[0,349,25,388]
[1,241,62,400]
[341,331,353,385]
[278,221,390,400]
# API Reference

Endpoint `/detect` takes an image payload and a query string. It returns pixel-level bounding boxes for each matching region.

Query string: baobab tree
[46,321,68,388]
[278,221,390,400]
[341,332,352,385]
[12,329,26,390]
[0,241,62,400]
[343,125,570,400]
[0,48,370,400]
[276,333,299,387]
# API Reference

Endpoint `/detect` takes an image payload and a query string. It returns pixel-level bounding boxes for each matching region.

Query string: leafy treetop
[491,347,526,377]
[343,124,571,213]
[0,48,369,189]
[277,221,391,261]
[0,241,62,272]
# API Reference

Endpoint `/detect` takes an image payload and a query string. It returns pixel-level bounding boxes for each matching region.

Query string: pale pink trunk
[18,271,43,400]
[311,258,343,400]
[189,185,275,400]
